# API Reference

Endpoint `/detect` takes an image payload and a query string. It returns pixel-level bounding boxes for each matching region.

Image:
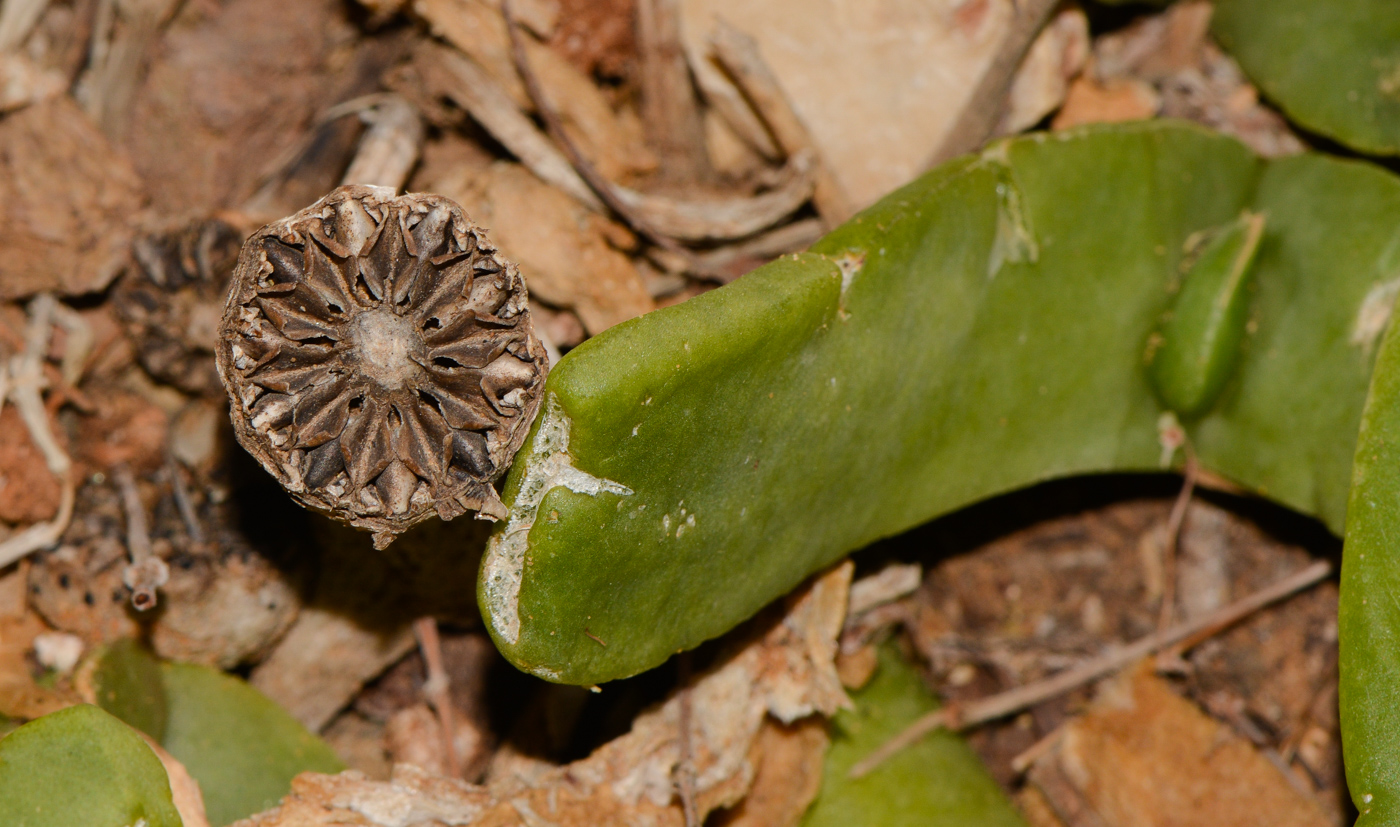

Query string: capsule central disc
[350,308,422,389]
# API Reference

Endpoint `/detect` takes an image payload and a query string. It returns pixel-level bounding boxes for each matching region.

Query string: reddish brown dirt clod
[215,185,549,547]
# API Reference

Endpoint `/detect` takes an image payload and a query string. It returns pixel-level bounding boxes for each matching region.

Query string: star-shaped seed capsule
[216,186,549,548]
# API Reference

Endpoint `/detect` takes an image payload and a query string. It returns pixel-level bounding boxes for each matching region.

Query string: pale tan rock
[680,0,1026,209]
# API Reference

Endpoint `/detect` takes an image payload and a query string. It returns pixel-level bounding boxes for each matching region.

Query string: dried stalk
[430,44,602,210]
[115,464,168,611]
[923,0,1061,167]
[502,0,694,260]
[340,94,425,191]
[611,151,815,242]
[683,218,825,283]
[0,294,77,569]
[849,559,1333,778]
[1157,450,1198,631]
[0,0,50,54]
[636,0,709,183]
[708,18,852,226]
[413,617,462,779]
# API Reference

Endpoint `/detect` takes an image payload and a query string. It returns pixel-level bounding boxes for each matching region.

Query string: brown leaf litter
[1022,666,1331,827]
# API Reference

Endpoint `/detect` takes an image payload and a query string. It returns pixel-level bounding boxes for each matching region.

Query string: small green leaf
[1148,211,1264,418]
[802,645,1024,827]
[158,663,344,826]
[93,639,168,743]
[0,704,183,827]
[1213,0,1400,156]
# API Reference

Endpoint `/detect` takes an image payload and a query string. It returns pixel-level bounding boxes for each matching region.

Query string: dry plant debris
[236,562,852,827]
[0,0,1358,824]
[217,185,549,547]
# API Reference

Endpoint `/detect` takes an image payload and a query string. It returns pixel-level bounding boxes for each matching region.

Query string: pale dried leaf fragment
[0,52,64,112]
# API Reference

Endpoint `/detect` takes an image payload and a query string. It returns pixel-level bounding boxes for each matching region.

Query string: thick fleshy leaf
[92,638,168,743]
[803,645,1025,827]
[480,122,1400,691]
[159,662,343,827]
[1213,0,1400,156]
[0,704,182,827]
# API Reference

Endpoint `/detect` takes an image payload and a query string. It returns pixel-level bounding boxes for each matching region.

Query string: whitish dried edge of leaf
[215,185,549,547]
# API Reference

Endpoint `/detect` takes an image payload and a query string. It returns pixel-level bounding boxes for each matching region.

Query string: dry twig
[0,295,78,569]
[1158,449,1198,631]
[502,0,695,262]
[708,19,852,226]
[924,0,1061,167]
[849,559,1333,778]
[637,0,709,183]
[413,616,462,779]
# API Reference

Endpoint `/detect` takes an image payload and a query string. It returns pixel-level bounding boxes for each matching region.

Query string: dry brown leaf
[121,0,356,213]
[1051,72,1160,131]
[448,162,655,335]
[0,53,65,112]
[1028,666,1331,827]
[999,6,1090,135]
[0,95,143,301]
[0,609,75,720]
[250,608,417,732]
[27,477,300,668]
[711,718,828,827]
[142,733,213,827]
[236,562,854,827]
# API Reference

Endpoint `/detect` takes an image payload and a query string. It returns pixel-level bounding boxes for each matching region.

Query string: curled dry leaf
[234,562,854,827]
[215,185,549,547]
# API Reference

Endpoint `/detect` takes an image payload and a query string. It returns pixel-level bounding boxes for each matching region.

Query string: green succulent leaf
[0,704,183,827]
[802,644,1024,826]
[92,639,168,743]
[1342,283,1400,826]
[1147,210,1264,418]
[483,122,1400,686]
[1213,0,1400,156]
[158,663,344,827]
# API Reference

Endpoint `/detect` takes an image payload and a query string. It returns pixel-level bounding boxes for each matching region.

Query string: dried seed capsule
[113,216,244,394]
[215,186,549,548]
